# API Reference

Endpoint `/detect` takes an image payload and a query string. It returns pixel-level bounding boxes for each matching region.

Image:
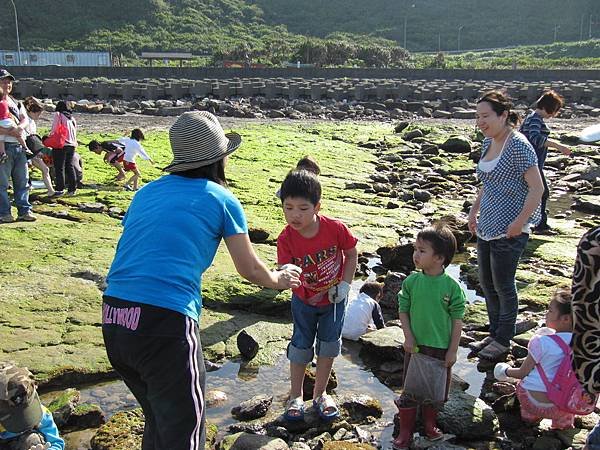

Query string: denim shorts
[287,294,346,364]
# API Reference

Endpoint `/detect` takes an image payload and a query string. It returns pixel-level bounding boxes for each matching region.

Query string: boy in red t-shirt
[277,169,358,422]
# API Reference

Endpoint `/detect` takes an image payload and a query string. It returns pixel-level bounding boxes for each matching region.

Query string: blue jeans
[288,295,346,364]
[588,421,600,450]
[477,233,529,347]
[0,143,31,217]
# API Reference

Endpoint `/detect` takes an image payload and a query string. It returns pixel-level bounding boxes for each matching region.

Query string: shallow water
[77,344,484,449]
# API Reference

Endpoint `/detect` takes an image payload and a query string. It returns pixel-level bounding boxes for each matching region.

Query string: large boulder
[376,243,415,272]
[438,391,499,439]
[359,327,405,361]
[440,136,472,153]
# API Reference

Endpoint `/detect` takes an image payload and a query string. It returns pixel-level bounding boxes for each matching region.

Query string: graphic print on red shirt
[277,215,358,307]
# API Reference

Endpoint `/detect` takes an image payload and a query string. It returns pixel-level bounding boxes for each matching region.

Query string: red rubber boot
[392,406,417,450]
[422,405,443,441]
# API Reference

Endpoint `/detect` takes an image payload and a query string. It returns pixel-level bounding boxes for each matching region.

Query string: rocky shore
[1,110,598,449]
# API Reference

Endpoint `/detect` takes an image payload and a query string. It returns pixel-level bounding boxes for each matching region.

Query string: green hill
[1,0,600,67]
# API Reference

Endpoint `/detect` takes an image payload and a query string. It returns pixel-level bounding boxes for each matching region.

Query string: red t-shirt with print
[277,214,358,307]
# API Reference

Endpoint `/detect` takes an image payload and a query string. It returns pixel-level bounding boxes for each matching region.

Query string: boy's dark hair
[360,282,383,300]
[296,155,321,175]
[172,159,227,186]
[55,100,71,113]
[131,128,145,141]
[552,288,572,316]
[416,224,457,267]
[280,169,321,205]
[536,90,564,115]
[88,140,101,151]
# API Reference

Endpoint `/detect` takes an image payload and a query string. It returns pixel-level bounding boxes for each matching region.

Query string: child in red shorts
[119,129,153,191]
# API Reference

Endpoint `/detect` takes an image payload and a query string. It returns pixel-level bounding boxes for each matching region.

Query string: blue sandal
[313,394,339,421]
[284,397,305,421]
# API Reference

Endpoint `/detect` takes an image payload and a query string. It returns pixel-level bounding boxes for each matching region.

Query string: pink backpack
[537,334,598,415]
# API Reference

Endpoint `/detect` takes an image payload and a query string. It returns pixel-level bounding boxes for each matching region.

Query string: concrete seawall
[9,67,600,82]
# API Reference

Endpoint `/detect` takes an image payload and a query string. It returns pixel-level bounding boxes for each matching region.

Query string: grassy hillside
[1,0,600,67]
[256,0,600,51]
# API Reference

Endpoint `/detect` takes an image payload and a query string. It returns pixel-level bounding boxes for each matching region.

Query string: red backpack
[537,334,598,415]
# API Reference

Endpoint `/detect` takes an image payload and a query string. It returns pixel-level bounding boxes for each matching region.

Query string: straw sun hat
[164,111,242,172]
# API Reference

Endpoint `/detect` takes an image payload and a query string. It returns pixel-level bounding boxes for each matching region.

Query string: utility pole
[554,24,560,42]
[458,26,464,52]
[8,0,21,65]
[590,14,593,39]
[580,14,585,41]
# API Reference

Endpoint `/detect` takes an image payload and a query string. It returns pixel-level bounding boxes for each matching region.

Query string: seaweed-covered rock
[438,391,499,439]
[66,402,106,430]
[91,408,144,450]
[218,432,289,450]
[376,243,415,272]
[440,136,472,153]
[303,366,338,400]
[359,327,405,361]
[48,388,81,428]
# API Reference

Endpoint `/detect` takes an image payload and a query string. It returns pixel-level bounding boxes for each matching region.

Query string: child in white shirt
[342,282,385,341]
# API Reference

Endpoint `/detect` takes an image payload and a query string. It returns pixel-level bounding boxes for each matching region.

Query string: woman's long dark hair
[55,100,72,119]
[172,158,227,186]
[477,90,520,127]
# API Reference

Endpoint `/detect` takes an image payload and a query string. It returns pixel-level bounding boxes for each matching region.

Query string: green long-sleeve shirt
[398,271,466,349]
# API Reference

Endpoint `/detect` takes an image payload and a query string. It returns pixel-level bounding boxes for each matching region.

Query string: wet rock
[403,129,424,141]
[438,391,499,439]
[249,228,270,243]
[48,388,80,428]
[337,394,383,421]
[228,422,267,435]
[303,365,338,400]
[290,442,311,450]
[376,243,415,272]
[237,329,260,360]
[372,183,390,193]
[421,144,439,155]
[66,402,106,430]
[306,431,332,449]
[413,189,431,202]
[531,435,563,450]
[394,121,410,133]
[345,182,371,190]
[264,425,291,441]
[206,389,228,408]
[218,432,289,450]
[359,327,405,361]
[511,344,528,359]
[572,197,600,215]
[231,394,273,421]
[440,136,472,153]
[380,272,406,310]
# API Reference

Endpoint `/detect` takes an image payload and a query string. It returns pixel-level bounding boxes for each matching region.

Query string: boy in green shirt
[394,224,466,450]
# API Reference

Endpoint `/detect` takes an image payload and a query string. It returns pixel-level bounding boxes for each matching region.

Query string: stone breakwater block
[157,106,190,116]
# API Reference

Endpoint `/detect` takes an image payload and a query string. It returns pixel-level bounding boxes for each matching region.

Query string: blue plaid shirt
[476,132,541,240]
[519,111,550,167]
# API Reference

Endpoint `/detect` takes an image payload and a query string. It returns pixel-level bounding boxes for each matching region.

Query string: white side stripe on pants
[185,317,203,450]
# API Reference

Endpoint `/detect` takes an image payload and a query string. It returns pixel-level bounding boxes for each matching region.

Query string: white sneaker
[0,214,15,223]
[17,211,36,222]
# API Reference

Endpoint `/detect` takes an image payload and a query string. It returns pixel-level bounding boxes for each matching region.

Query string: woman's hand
[275,265,301,289]
[506,220,523,238]
[468,209,477,234]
